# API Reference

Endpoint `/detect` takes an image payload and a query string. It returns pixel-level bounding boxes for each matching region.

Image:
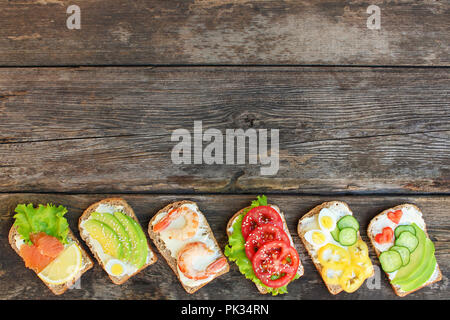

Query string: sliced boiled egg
[105,259,126,277]
[304,229,329,248]
[318,208,337,232]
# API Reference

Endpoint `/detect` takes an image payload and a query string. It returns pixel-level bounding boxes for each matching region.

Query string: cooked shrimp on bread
[153,205,199,241]
[148,200,229,294]
[177,242,228,280]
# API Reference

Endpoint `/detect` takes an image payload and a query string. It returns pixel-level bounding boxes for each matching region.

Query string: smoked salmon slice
[20,244,54,273]
[20,233,64,272]
[31,232,64,258]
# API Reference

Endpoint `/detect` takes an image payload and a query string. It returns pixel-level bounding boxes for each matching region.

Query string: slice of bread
[9,225,93,295]
[148,200,229,294]
[226,204,304,294]
[297,201,374,295]
[78,197,157,285]
[367,203,442,297]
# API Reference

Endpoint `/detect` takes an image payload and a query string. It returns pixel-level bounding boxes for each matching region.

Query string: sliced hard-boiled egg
[304,229,329,248]
[105,259,127,277]
[318,208,337,232]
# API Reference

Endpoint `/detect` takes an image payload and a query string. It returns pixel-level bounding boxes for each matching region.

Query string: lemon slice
[38,243,82,285]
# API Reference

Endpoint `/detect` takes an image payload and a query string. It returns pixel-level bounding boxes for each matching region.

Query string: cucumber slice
[330,228,340,242]
[338,227,357,246]
[337,215,359,231]
[395,231,419,253]
[379,250,403,273]
[390,245,410,266]
[394,225,416,239]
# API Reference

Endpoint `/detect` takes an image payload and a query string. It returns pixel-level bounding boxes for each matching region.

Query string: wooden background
[0,0,449,300]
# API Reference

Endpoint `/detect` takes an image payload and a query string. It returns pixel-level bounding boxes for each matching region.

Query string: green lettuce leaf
[13,203,69,244]
[224,195,299,295]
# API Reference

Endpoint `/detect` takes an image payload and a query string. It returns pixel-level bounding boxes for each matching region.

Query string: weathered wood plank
[0,194,448,300]
[0,1,449,66]
[0,67,449,194]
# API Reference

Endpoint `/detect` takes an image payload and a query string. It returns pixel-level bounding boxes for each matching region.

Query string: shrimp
[177,242,228,280]
[153,206,199,241]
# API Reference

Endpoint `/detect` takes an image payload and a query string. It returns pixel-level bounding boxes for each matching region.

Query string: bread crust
[78,197,157,285]
[226,204,304,294]
[9,224,93,295]
[148,200,229,294]
[297,201,374,295]
[367,203,442,297]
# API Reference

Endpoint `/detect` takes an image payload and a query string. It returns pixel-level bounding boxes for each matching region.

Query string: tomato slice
[387,209,403,224]
[348,239,369,263]
[375,227,394,244]
[339,264,366,293]
[252,240,299,288]
[241,206,283,240]
[245,225,290,261]
[317,243,350,269]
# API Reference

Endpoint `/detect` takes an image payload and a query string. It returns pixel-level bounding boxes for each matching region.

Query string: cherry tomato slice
[252,240,299,288]
[387,209,403,224]
[245,224,290,261]
[375,227,394,244]
[241,206,283,240]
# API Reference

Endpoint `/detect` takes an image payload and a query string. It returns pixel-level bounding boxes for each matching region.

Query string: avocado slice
[114,211,148,269]
[91,212,132,262]
[395,238,434,287]
[400,239,436,292]
[391,224,426,285]
[84,219,123,259]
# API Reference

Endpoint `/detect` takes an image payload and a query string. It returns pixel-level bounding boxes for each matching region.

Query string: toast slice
[9,225,93,295]
[78,197,157,285]
[367,204,442,297]
[297,201,374,295]
[226,204,304,294]
[148,200,229,294]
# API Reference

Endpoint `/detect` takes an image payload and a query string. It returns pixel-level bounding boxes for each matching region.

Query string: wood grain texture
[0,67,449,194]
[0,0,449,66]
[0,194,448,300]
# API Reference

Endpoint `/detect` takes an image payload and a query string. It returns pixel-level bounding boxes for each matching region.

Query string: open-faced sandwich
[298,201,374,294]
[9,203,93,295]
[79,198,157,284]
[148,200,229,294]
[225,195,303,295]
[367,204,442,297]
